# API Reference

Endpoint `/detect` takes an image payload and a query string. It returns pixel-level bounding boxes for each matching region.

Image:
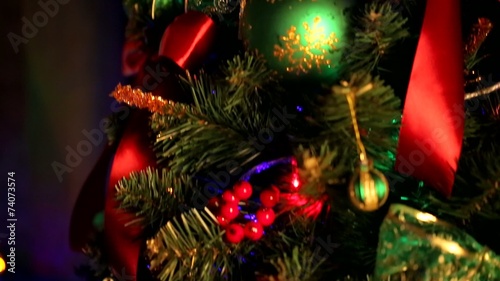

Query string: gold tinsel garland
[110,83,191,117]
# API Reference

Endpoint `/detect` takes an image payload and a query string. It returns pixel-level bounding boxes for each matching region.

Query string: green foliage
[146,208,247,281]
[152,53,285,175]
[74,233,112,281]
[222,54,277,110]
[463,112,482,142]
[344,2,410,74]
[437,151,500,221]
[463,92,500,152]
[263,246,326,281]
[115,167,192,229]
[328,207,383,272]
[295,144,346,196]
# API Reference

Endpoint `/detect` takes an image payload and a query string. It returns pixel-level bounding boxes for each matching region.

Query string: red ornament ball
[225,224,245,244]
[217,215,230,227]
[220,203,239,221]
[244,222,264,240]
[260,189,280,208]
[233,181,253,200]
[222,190,239,204]
[256,208,275,226]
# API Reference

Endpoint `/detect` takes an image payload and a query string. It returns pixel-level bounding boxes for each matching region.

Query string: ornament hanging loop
[333,79,374,162]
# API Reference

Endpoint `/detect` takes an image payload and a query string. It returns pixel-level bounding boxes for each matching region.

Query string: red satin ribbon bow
[396,0,464,197]
[122,39,150,77]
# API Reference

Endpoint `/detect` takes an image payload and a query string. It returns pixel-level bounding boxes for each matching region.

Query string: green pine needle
[153,54,285,175]
[294,144,346,204]
[115,167,191,229]
[146,208,246,281]
[436,152,500,220]
[261,246,326,281]
[222,53,276,110]
[344,2,410,73]
[317,74,400,169]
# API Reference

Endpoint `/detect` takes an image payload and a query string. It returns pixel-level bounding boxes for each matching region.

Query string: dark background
[1,0,126,280]
[0,0,499,280]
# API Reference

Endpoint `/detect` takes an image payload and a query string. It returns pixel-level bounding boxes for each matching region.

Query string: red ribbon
[104,109,156,280]
[159,11,217,69]
[69,145,114,251]
[104,11,216,280]
[122,39,151,77]
[396,0,464,197]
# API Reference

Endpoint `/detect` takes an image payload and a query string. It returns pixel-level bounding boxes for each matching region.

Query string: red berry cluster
[209,181,280,244]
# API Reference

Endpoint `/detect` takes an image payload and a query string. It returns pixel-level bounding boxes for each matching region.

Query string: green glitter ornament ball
[240,0,355,82]
[349,165,389,212]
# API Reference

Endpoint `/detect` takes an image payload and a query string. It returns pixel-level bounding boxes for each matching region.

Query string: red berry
[260,189,280,208]
[208,197,222,211]
[270,185,280,194]
[233,181,253,200]
[256,208,275,226]
[225,224,245,244]
[220,203,239,221]
[222,190,239,204]
[217,215,230,227]
[244,222,264,240]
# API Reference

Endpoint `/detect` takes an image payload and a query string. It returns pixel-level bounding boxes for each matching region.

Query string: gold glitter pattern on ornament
[273,16,338,75]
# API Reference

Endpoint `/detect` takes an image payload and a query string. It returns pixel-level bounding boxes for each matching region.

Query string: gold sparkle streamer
[111,84,168,114]
[465,81,500,100]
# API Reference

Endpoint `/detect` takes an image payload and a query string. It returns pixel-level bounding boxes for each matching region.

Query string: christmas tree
[70,0,500,280]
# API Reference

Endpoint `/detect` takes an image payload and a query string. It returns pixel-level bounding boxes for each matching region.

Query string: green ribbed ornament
[348,162,389,212]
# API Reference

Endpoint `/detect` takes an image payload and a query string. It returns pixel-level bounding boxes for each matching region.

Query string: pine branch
[74,232,111,281]
[146,208,245,281]
[435,151,500,221]
[335,274,419,281]
[328,207,383,271]
[463,112,482,142]
[259,246,326,281]
[456,182,500,220]
[123,0,154,38]
[313,74,400,169]
[222,53,277,110]
[296,144,344,189]
[153,54,285,175]
[344,2,409,73]
[115,167,192,229]
[463,92,500,152]
[292,144,347,218]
